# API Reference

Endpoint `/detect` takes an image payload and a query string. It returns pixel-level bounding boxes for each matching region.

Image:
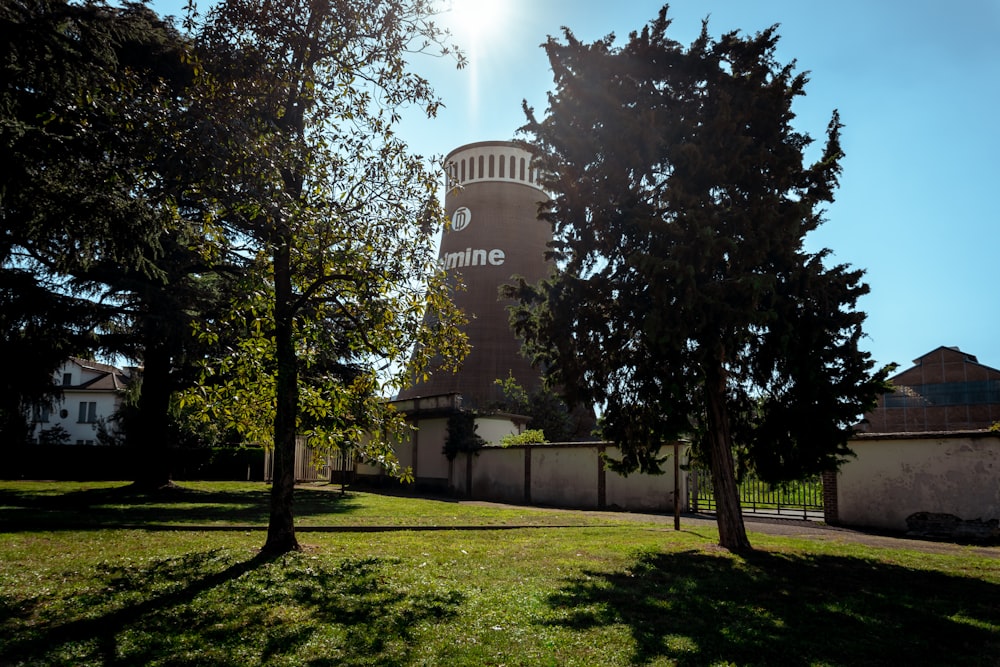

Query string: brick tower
[398,140,552,408]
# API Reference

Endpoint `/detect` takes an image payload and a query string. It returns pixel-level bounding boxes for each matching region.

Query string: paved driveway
[462,500,1000,559]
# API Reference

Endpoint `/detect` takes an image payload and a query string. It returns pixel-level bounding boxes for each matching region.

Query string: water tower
[398,140,552,408]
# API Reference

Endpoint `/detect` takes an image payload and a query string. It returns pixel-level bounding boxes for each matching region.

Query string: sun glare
[444,0,508,47]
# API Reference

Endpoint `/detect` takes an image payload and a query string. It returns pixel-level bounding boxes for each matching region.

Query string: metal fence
[688,469,824,520]
[264,437,356,483]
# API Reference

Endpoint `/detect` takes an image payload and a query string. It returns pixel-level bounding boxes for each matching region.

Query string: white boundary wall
[291,412,1000,534]
[605,445,681,512]
[529,445,600,507]
[836,432,1000,531]
[462,442,688,512]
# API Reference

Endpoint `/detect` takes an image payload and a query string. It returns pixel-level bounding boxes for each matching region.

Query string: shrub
[499,429,547,447]
[443,411,484,460]
[37,424,70,445]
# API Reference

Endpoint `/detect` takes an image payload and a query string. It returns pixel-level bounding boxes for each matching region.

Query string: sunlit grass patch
[0,481,997,665]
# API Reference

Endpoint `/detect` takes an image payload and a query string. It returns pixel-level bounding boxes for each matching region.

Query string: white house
[32,358,132,445]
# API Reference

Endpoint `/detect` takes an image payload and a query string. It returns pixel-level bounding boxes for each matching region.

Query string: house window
[33,406,50,423]
[62,373,73,386]
[78,401,97,423]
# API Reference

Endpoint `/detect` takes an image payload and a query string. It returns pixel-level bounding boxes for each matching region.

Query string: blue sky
[154,0,1000,376]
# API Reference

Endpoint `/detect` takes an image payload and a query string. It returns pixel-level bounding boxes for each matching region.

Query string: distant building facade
[860,346,1000,433]
[32,358,131,445]
[397,140,552,409]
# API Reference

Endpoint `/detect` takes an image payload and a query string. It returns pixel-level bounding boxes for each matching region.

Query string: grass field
[1,481,997,666]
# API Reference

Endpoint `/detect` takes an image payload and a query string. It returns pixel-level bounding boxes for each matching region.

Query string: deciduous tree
[184,0,468,554]
[508,7,890,552]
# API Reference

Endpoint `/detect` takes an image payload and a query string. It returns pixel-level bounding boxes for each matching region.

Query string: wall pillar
[524,446,532,503]
[411,418,419,481]
[822,470,840,525]
[597,444,606,509]
[466,451,473,498]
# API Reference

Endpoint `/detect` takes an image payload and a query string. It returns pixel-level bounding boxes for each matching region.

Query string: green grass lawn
[1,481,997,666]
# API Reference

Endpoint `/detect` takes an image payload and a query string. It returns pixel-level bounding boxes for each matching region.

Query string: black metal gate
[687,469,824,520]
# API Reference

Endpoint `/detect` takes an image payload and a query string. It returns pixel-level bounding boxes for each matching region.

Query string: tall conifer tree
[509,7,890,552]
[1,0,226,473]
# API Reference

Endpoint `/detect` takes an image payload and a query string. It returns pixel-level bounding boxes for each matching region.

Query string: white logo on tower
[451,206,471,232]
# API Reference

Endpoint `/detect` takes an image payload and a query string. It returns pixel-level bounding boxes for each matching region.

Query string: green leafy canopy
[170,0,469,552]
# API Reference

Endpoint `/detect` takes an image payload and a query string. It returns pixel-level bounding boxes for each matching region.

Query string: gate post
[822,470,839,525]
[690,469,699,513]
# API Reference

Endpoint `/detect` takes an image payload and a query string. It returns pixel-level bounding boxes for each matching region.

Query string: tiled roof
[67,357,131,391]
[70,357,124,375]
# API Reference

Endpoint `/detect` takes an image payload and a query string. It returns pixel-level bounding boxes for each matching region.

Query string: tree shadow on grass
[0,484,361,531]
[544,548,1000,666]
[0,549,463,666]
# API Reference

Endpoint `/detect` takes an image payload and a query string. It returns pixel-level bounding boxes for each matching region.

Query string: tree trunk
[704,359,752,553]
[262,240,301,554]
[130,336,174,492]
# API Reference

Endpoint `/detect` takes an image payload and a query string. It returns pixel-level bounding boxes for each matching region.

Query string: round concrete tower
[399,140,552,408]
